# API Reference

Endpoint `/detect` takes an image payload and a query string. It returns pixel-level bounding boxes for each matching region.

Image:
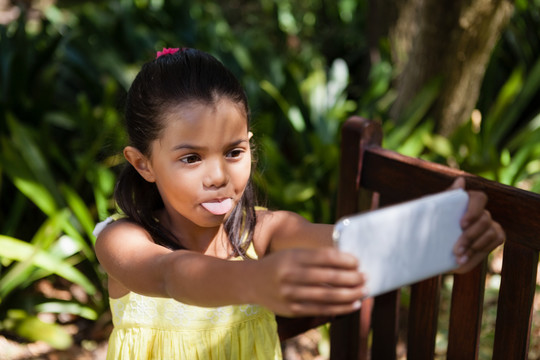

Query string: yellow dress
[107,293,281,359]
[96,218,282,360]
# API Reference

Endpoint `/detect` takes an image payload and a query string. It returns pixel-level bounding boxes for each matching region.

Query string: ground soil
[0,327,324,360]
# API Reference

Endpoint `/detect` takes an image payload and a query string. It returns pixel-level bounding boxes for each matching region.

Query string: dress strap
[92,214,125,238]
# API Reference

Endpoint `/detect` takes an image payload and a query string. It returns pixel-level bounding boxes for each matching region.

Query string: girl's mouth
[201,198,233,215]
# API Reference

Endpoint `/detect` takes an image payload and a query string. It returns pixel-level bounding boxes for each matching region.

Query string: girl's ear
[123,146,156,183]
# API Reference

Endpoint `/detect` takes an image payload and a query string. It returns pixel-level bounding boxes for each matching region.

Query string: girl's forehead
[158,100,249,143]
[165,99,246,124]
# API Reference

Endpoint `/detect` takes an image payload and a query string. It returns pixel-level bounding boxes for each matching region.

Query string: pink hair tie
[156,47,181,59]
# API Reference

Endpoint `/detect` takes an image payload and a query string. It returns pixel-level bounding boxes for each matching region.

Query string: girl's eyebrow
[171,139,249,152]
[171,143,204,151]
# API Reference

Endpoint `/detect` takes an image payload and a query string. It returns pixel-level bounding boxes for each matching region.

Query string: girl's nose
[203,159,228,188]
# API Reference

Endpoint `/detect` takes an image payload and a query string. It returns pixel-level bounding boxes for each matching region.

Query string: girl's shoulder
[253,209,315,254]
[94,216,150,241]
[253,209,333,254]
[94,217,160,262]
[255,209,314,230]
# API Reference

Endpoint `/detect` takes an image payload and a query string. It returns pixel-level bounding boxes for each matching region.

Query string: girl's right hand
[250,247,365,317]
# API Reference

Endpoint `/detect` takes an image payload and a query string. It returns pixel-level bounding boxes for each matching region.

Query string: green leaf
[260,79,291,119]
[424,133,454,159]
[60,220,96,261]
[483,67,523,139]
[36,301,98,320]
[6,114,63,207]
[11,176,57,216]
[1,212,85,291]
[60,184,96,241]
[15,315,72,350]
[384,77,442,150]
[283,182,316,203]
[288,106,306,132]
[0,236,96,296]
[486,58,540,146]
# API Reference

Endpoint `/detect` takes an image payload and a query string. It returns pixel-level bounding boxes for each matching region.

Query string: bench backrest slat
[447,265,486,359]
[371,291,399,359]
[493,242,538,360]
[407,277,442,359]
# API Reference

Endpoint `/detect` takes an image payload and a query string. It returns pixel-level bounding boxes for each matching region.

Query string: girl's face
[129,99,252,232]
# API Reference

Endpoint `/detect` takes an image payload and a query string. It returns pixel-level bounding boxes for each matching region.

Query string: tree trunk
[369,0,514,136]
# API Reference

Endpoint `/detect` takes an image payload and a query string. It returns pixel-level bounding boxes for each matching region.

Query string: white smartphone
[333,189,469,298]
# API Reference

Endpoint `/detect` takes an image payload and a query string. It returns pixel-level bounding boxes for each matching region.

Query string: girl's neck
[157,209,231,258]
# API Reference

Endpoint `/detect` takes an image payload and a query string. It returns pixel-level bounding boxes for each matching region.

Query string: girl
[94,48,504,359]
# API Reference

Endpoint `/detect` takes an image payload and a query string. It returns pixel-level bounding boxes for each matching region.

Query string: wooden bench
[278,116,540,359]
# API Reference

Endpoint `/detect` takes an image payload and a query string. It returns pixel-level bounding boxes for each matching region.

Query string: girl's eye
[227,149,244,158]
[180,155,201,164]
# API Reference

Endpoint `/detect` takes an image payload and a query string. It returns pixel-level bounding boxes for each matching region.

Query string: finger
[454,252,488,274]
[455,220,505,264]
[278,284,365,317]
[457,222,505,264]
[283,299,362,317]
[295,247,359,269]
[460,190,488,228]
[455,233,492,265]
[285,267,365,287]
[281,283,365,304]
[448,177,465,190]
[454,209,493,253]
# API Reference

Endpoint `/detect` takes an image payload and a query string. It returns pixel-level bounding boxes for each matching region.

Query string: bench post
[330,117,382,360]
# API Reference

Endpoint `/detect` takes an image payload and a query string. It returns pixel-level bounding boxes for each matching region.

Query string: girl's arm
[256,177,504,275]
[95,219,364,317]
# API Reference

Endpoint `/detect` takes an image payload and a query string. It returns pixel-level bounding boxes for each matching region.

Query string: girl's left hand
[450,177,505,273]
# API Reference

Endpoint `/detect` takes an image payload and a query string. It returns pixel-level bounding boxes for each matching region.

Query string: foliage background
[0,0,539,358]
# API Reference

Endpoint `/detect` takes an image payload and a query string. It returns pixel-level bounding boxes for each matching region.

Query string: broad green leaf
[0,251,36,298]
[384,78,442,150]
[31,208,70,248]
[22,235,86,286]
[232,43,253,73]
[487,58,540,146]
[260,79,291,118]
[283,182,316,203]
[0,136,57,216]
[424,133,454,159]
[15,315,72,350]
[397,121,434,157]
[60,220,96,261]
[0,212,77,295]
[288,106,306,132]
[36,301,98,320]
[60,184,95,240]
[6,114,63,206]
[0,236,96,296]
[483,67,523,138]
[43,111,77,130]
[12,176,57,216]
[48,235,83,259]
[506,112,540,151]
